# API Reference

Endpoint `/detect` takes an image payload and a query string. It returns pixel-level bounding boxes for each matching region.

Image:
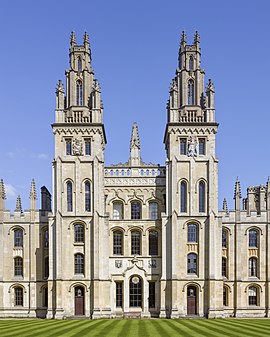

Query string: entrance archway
[74,286,85,316]
[187,285,197,315]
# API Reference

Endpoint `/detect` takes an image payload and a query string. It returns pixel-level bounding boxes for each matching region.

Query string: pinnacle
[30,179,37,200]
[70,31,76,46]
[15,195,23,213]
[223,198,229,214]
[234,177,242,199]
[0,179,6,200]
[130,122,140,149]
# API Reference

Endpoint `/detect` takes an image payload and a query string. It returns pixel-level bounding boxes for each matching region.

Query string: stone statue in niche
[73,138,83,156]
[187,136,198,157]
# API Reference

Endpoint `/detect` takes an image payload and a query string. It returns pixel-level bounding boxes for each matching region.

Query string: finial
[15,195,23,213]
[56,80,64,93]
[223,198,229,215]
[170,78,177,92]
[234,177,242,199]
[194,31,200,44]
[93,79,101,92]
[181,31,186,44]
[130,122,140,149]
[0,179,6,200]
[206,79,215,92]
[84,32,89,44]
[29,179,37,200]
[70,31,76,46]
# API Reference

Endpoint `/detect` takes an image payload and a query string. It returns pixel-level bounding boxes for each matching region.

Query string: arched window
[14,287,23,306]
[67,181,73,212]
[149,202,158,220]
[248,286,258,305]
[223,287,228,306]
[188,79,194,105]
[74,224,84,243]
[44,229,49,248]
[199,181,206,213]
[189,56,194,70]
[249,230,258,247]
[222,228,228,248]
[149,230,158,256]
[78,57,82,71]
[85,181,91,212]
[249,257,258,277]
[222,257,227,277]
[113,202,123,220]
[131,201,141,220]
[74,253,84,274]
[113,231,123,255]
[187,253,197,274]
[129,276,142,307]
[131,231,141,255]
[44,256,49,278]
[187,224,197,242]
[14,257,23,276]
[76,80,83,106]
[180,181,187,213]
[14,229,23,247]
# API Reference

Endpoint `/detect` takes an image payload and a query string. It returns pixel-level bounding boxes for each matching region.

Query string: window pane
[187,253,197,274]
[199,181,205,212]
[15,287,23,306]
[85,140,91,155]
[248,287,257,305]
[180,138,187,155]
[131,231,141,255]
[74,224,84,243]
[85,182,91,212]
[14,257,23,276]
[149,202,158,220]
[74,254,84,274]
[249,258,257,277]
[113,202,123,220]
[66,139,72,155]
[131,202,141,220]
[181,181,187,213]
[14,229,23,247]
[116,282,123,308]
[249,230,258,247]
[199,139,205,155]
[67,182,73,212]
[129,277,142,307]
[149,231,158,255]
[187,224,197,242]
[113,231,123,255]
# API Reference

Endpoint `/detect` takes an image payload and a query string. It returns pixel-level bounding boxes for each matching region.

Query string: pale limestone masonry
[0,31,269,319]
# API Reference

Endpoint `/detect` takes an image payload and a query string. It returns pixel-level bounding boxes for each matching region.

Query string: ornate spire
[181,31,186,45]
[234,177,242,199]
[15,195,22,213]
[0,179,6,200]
[194,31,200,44]
[129,122,141,166]
[29,179,37,200]
[222,198,229,214]
[70,31,76,47]
[84,32,89,45]
[130,122,140,150]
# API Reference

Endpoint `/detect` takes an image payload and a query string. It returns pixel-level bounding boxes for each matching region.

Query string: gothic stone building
[0,32,270,319]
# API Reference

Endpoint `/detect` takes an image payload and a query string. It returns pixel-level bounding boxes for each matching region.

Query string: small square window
[198,138,205,155]
[85,140,91,155]
[66,139,72,155]
[180,138,187,155]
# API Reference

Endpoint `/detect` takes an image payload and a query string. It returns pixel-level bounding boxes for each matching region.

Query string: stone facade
[0,31,269,319]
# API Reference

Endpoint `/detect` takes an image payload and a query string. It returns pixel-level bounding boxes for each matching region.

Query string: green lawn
[0,318,270,337]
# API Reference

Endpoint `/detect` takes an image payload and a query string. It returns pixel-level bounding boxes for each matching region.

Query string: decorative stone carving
[187,136,198,157]
[148,260,157,268]
[115,260,122,268]
[131,276,140,284]
[72,138,83,155]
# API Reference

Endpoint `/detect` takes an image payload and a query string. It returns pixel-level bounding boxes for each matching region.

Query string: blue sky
[0,0,269,210]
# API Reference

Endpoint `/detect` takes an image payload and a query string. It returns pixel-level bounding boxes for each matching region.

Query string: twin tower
[1,31,269,319]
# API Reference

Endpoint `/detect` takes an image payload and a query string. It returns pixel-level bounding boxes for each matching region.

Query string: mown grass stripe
[180,319,226,337]
[168,319,200,337]
[90,319,123,337]
[117,319,135,337]
[29,319,84,337]
[237,319,270,332]
[198,319,267,337]
[66,319,111,337]
[152,318,189,337]
[0,320,60,337]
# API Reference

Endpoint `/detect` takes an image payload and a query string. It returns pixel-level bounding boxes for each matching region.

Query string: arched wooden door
[75,286,85,316]
[187,286,197,315]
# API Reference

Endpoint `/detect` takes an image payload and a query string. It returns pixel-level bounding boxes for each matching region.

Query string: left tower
[48,32,110,318]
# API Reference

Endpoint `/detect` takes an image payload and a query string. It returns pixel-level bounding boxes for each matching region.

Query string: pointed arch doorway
[187,286,197,315]
[74,286,85,316]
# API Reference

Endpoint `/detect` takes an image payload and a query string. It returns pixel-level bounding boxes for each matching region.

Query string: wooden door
[187,286,197,315]
[75,287,84,316]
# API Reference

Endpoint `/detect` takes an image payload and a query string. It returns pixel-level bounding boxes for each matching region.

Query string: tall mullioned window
[149,282,155,308]
[113,202,123,220]
[131,231,141,255]
[198,138,205,155]
[14,229,23,247]
[189,56,194,71]
[78,57,82,71]
[14,257,23,276]
[66,139,72,155]
[249,230,258,247]
[74,224,84,243]
[129,277,142,307]
[199,180,206,212]
[248,287,258,306]
[223,287,228,306]
[187,224,197,242]
[76,80,83,106]
[74,253,84,274]
[131,201,141,220]
[113,231,123,255]
[249,257,258,277]
[222,257,227,277]
[85,140,91,155]
[180,138,187,155]
[180,181,187,213]
[85,182,91,212]
[149,230,158,256]
[188,79,194,105]
[222,229,228,248]
[116,282,123,308]
[67,181,73,212]
[149,202,158,220]
[187,253,197,274]
[14,287,23,306]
